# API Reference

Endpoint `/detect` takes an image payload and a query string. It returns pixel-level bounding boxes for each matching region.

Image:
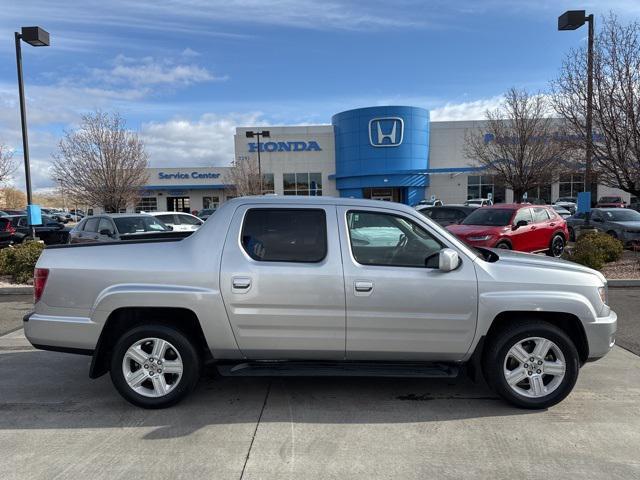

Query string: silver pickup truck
[25,197,617,409]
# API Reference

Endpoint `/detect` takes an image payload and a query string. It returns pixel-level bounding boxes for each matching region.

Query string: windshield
[556,198,575,203]
[114,216,170,234]
[461,208,514,226]
[602,209,640,222]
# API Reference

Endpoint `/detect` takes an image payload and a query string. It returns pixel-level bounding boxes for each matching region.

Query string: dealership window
[203,196,220,209]
[467,175,505,203]
[135,197,158,213]
[525,184,552,204]
[241,208,327,262]
[283,173,322,196]
[559,174,585,198]
[262,173,275,194]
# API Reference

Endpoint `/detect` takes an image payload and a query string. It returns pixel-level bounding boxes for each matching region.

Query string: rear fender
[91,284,241,359]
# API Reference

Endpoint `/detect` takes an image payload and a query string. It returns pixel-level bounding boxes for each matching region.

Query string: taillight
[34,268,49,303]
[2,222,14,234]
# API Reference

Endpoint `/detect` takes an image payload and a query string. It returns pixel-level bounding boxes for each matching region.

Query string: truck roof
[223,195,418,214]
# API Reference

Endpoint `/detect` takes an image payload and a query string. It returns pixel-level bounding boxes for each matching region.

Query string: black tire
[495,241,511,250]
[546,234,565,257]
[568,227,575,242]
[483,320,579,409]
[110,324,201,409]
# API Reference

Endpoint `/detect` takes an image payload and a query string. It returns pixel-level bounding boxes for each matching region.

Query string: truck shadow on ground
[0,350,539,439]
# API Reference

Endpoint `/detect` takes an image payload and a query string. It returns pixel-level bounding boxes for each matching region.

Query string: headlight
[598,286,608,305]
[468,235,491,241]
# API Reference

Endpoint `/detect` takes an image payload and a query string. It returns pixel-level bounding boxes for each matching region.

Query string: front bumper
[584,310,617,361]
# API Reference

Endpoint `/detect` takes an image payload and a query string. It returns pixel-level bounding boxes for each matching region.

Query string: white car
[464,198,493,207]
[145,212,203,231]
[554,197,577,215]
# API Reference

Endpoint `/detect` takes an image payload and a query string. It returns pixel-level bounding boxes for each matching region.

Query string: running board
[217,361,460,378]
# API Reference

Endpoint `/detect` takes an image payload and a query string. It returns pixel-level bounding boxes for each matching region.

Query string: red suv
[596,196,626,208]
[446,204,569,257]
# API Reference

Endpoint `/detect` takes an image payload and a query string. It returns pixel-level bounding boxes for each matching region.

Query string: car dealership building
[133,105,631,213]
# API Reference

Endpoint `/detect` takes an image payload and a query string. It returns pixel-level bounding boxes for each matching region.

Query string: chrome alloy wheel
[122,337,184,398]
[503,337,566,398]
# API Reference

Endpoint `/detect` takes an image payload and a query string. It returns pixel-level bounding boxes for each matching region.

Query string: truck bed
[46,230,193,249]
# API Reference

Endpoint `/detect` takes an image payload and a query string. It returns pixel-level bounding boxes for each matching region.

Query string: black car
[415,205,477,227]
[69,213,189,244]
[6,215,69,245]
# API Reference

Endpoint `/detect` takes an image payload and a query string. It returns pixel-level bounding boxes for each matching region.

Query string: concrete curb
[0,286,33,295]
[608,279,640,288]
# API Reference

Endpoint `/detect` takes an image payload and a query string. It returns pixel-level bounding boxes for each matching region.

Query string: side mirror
[99,229,112,237]
[512,220,528,230]
[168,225,174,231]
[438,248,460,272]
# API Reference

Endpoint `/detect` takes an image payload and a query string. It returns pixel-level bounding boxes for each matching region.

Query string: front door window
[347,211,443,268]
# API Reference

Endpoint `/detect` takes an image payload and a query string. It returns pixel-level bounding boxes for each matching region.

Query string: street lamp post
[558,10,595,223]
[245,130,270,194]
[57,177,67,212]
[15,26,50,238]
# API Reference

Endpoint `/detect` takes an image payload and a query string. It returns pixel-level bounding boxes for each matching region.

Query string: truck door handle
[355,281,373,293]
[232,277,252,290]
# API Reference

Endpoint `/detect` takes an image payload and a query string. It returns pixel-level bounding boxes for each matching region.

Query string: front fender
[463,290,598,361]
[91,284,241,359]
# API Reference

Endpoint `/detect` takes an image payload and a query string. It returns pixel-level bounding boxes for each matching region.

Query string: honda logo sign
[369,117,404,147]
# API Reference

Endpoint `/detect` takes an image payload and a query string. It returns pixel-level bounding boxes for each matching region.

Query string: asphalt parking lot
[1,291,639,479]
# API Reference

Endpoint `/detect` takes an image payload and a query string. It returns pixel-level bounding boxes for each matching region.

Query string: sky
[1,0,639,192]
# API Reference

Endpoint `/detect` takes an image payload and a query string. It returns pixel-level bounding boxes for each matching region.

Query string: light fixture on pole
[245,130,270,194]
[15,26,50,238]
[558,10,595,222]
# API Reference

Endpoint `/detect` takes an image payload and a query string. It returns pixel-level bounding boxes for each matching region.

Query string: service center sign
[158,171,221,180]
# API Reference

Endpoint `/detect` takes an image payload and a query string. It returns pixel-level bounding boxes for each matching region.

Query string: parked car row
[0,215,70,247]
[566,208,640,245]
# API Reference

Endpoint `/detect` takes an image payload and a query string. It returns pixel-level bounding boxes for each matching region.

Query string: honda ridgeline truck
[24,197,617,409]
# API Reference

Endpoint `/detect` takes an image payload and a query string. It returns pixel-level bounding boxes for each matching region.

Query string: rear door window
[156,214,176,225]
[241,209,327,262]
[177,214,201,225]
[532,207,550,223]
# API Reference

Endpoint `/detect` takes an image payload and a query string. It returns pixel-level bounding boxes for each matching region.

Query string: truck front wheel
[483,320,580,409]
[110,325,201,409]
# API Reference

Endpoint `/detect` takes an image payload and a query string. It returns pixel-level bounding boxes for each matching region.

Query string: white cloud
[430,96,504,121]
[93,54,226,87]
[141,112,265,167]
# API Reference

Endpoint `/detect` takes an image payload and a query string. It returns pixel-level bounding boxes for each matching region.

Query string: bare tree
[0,187,26,209]
[51,111,149,212]
[223,156,262,198]
[552,14,640,198]
[464,88,574,202]
[0,144,16,184]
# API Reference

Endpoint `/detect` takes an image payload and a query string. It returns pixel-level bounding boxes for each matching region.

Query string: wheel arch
[90,306,212,379]
[479,311,589,367]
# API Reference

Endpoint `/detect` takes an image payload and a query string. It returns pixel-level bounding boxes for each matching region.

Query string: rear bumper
[23,312,100,352]
[584,310,617,361]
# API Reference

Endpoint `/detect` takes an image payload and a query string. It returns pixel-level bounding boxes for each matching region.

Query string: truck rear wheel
[483,320,579,409]
[109,325,201,409]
